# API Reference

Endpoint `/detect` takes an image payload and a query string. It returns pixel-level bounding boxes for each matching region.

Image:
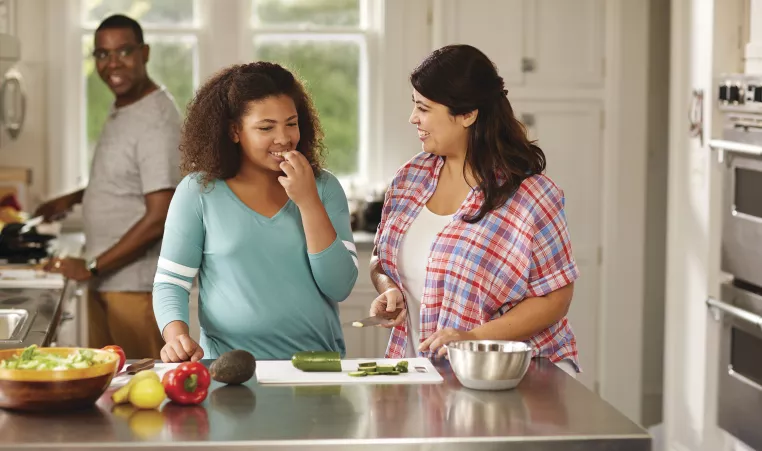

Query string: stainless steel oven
[710,73,762,450]
[708,282,762,451]
[720,133,762,289]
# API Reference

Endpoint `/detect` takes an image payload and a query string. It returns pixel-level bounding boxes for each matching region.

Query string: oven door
[721,141,762,288]
[709,282,762,450]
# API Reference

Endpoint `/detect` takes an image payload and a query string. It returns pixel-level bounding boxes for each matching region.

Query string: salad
[0,345,111,371]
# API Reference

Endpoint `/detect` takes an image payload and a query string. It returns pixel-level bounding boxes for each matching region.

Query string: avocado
[210,350,256,385]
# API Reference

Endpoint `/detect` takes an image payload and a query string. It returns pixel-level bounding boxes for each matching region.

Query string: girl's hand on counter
[278,151,320,208]
[161,333,204,363]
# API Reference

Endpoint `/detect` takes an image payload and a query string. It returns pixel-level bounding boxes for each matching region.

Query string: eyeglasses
[92,45,142,62]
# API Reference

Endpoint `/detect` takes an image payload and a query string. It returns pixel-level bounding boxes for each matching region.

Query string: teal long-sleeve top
[152,171,359,360]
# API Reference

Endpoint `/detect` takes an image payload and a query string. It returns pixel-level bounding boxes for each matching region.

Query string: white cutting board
[255,358,443,385]
[0,268,64,289]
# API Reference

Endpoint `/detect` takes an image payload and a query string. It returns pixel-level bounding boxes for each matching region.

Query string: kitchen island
[0,358,651,450]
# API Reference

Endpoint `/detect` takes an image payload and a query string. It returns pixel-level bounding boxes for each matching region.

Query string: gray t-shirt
[82,87,182,292]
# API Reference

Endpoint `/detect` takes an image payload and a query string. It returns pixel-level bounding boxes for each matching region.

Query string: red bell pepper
[162,362,211,405]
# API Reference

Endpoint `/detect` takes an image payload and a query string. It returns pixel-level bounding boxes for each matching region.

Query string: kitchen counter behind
[0,359,651,451]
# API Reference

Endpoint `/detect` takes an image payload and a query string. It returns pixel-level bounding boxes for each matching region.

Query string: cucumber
[358,362,377,369]
[291,351,342,372]
[348,371,367,377]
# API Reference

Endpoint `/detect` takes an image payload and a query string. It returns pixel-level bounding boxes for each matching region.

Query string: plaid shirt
[375,152,580,369]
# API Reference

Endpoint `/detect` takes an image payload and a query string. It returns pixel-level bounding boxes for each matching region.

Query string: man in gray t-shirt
[36,14,180,359]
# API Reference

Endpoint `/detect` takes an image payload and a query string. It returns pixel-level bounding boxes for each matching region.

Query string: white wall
[0,0,48,209]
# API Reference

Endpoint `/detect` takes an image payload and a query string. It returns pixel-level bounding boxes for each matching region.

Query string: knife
[343,307,404,328]
[18,216,44,235]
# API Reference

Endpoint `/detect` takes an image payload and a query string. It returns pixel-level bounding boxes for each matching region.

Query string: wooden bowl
[0,347,119,412]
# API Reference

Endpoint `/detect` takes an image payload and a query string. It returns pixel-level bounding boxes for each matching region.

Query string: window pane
[252,0,360,27]
[83,0,195,26]
[83,35,196,158]
[255,39,360,175]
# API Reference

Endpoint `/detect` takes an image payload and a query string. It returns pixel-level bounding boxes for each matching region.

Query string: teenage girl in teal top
[153,62,359,362]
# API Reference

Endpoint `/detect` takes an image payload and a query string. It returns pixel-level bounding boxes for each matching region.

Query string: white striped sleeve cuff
[158,257,199,278]
[154,273,193,292]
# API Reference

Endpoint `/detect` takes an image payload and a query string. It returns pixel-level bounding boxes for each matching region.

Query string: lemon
[112,370,161,405]
[128,378,166,410]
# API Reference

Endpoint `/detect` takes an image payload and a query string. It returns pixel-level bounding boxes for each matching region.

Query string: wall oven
[708,282,762,451]
[709,73,762,451]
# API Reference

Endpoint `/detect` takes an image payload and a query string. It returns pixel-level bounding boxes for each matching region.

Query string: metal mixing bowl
[445,340,532,391]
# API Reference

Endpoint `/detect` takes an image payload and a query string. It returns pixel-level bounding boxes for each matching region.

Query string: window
[81,0,199,159]
[53,0,407,194]
[251,0,369,176]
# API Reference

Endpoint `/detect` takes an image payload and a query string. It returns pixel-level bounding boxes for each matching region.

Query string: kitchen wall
[0,0,47,210]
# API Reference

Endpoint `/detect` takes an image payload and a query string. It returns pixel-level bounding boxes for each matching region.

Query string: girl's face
[408,90,477,158]
[232,94,301,174]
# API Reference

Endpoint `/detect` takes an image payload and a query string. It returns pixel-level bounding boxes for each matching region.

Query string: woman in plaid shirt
[369,45,580,376]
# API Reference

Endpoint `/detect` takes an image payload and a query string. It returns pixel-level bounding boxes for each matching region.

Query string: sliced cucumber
[348,371,368,377]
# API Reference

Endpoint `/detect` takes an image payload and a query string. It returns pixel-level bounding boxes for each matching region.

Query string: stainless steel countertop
[0,283,73,350]
[0,358,651,450]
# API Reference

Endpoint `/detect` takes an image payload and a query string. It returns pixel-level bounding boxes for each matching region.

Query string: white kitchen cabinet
[432,0,526,86]
[432,0,605,89]
[523,0,605,88]
[511,100,604,390]
[339,247,391,358]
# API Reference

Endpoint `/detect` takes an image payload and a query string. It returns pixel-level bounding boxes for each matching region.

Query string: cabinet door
[431,0,525,86]
[512,100,603,390]
[524,0,605,88]
[339,248,391,358]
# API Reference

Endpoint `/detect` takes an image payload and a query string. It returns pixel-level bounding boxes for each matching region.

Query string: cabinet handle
[521,58,536,73]
[521,114,536,127]
[0,69,26,140]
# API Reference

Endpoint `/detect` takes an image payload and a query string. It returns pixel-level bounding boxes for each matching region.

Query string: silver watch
[86,258,99,276]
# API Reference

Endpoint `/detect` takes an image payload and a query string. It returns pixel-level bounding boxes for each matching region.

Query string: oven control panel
[717,74,762,113]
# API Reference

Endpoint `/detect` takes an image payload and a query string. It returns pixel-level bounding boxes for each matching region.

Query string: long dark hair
[410,44,546,223]
[180,62,325,187]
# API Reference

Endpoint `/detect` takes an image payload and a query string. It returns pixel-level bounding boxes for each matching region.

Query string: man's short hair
[96,14,144,44]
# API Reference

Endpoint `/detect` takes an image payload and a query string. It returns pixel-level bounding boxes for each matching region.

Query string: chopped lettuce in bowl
[0,345,111,371]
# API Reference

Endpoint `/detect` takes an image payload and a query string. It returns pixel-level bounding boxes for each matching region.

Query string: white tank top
[397,205,453,357]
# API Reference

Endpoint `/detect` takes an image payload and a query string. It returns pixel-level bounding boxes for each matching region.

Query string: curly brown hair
[180,62,325,187]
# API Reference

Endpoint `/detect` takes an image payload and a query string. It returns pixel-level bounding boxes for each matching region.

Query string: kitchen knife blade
[343,307,404,328]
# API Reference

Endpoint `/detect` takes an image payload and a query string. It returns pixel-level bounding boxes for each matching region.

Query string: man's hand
[34,191,83,223]
[44,257,91,281]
